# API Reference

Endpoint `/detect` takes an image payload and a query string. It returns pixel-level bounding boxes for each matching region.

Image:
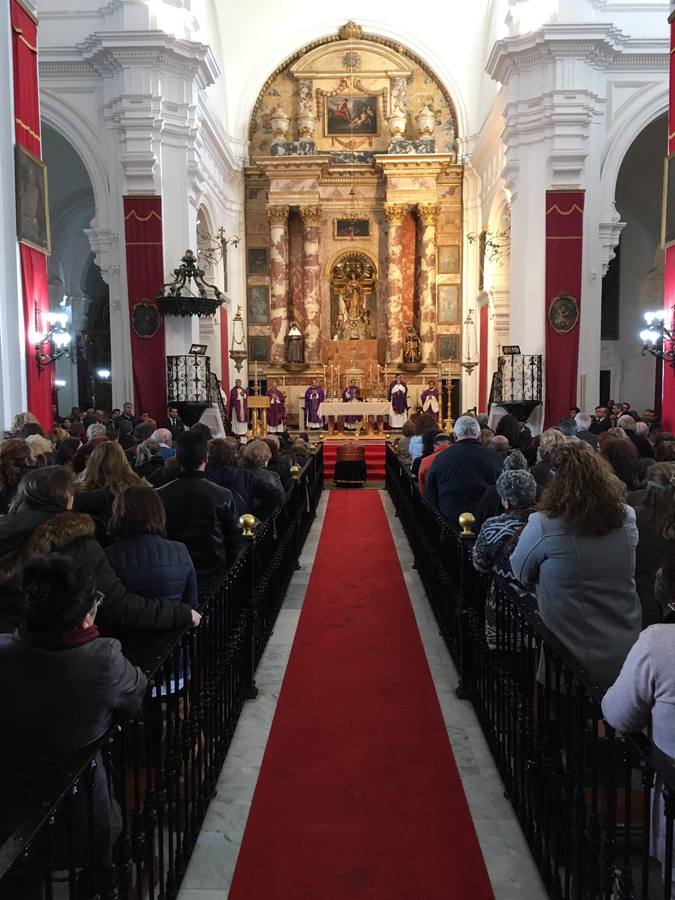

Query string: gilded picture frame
[334,218,370,240]
[15,144,51,255]
[438,334,460,362]
[548,292,579,335]
[131,300,161,340]
[438,284,460,325]
[438,245,460,275]
[325,95,379,137]
[247,285,270,325]
[248,335,270,363]
[247,247,268,275]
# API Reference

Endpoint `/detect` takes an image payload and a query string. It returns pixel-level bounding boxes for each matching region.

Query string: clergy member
[421,379,440,423]
[267,380,285,433]
[229,378,249,439]
[388,373,408,429]
[342,378,362,431]
[304,380,324,430]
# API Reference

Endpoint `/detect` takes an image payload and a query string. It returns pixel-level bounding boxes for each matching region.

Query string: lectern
[248,395,270,436]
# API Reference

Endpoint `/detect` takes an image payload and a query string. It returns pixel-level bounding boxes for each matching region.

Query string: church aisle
[227,490,493,899]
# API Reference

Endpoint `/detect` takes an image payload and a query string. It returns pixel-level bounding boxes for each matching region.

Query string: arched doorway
[601,113,667,411]
[42,124,111,415]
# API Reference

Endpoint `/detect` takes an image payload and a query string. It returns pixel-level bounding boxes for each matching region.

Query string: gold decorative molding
[418,203,439,226]
[383,203,410,225]
[299,205,322,226]
[266,204,290,225]
[338,21,364,41]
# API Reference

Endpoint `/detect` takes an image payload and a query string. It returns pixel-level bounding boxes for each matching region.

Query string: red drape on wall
[662,12,675,432]
[11,0,52,429]
[544,190,585,428]
[478,303,488,412]
[122,197,167,420]
[219,311,230,398]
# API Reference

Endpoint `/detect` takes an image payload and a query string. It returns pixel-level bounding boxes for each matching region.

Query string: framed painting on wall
[438,245,459,275]
[247,285,269,324]
[438,334,459,362]
[248,335,270,363]
[15,144,51,255]
[334,218,370,239]
[247,248,268,275]
[438,284,460,324]
[325,95,379,136]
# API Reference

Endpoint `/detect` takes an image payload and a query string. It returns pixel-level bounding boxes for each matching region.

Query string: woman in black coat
[0,467,199,635]
[105,485,198,608]
[0,555,147,880]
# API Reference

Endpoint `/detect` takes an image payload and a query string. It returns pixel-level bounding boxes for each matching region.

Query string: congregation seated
[634,463,675,627]
[105,485,198,609]
[395,420,415,468]
[0,467,197,634]
[151,427,176,460]
[510,441,641,690]
[157,431,242,591]
[573,413,598,448]
[411,426,441,478]
[0,439,34,515]
[54,436,82,470]
[618,414,655,459]
[292,438,309,468]
[0,555,147,882]
[262,436,292,492]
[598,436,639,492]
[424,415,503,527]
[241,440,286,521]
[408,413,437,464]
[116,419,137,452]
[417,432,452,494]
[134,438,165,481]
[473,450,542,529]
[529,427,565,488]
[205,437,253,517]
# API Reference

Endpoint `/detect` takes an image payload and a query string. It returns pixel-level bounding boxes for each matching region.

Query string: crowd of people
[0,401,313,878]
[396,401,675,849]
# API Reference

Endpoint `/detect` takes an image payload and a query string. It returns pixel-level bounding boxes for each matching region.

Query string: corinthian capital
[417,203,438,226]
[299,205,322,227]
[267,204,290,225]
[383,203,409,226]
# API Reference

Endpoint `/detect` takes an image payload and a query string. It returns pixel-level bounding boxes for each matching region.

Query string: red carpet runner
[322,441,386,482]
[229,491,494,899]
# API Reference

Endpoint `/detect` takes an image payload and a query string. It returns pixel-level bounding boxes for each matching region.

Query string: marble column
[300,204,322,363]
[383,203,409,364]
[267,204,290,365]
[417,203,438,363]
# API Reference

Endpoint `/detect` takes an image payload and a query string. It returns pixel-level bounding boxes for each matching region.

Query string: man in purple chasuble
[304,381,324,430]
[421,379,440,423]
[267,380,285,433]
[229,378,249,438]
[388,373,408,429]
[342,379,362,430]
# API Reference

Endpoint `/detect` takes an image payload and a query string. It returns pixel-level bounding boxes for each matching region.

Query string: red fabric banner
[544,190,584,428]
[11,0,52,429]
[478,302,488,412]
[219,310,230,398]
[122,197,167,420]
[662,14,675,432]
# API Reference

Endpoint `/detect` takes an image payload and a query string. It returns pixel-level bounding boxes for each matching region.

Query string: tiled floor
[178,490,547,900]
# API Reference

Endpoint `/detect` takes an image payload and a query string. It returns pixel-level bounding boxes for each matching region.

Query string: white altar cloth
[318,400,390,417]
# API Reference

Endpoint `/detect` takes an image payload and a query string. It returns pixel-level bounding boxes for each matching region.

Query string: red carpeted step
[229,491,494,899]
[322,443,386,482]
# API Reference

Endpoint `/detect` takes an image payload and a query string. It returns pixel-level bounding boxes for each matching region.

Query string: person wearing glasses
[0,554,147,887]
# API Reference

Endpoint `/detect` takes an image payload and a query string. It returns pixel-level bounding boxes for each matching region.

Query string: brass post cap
[239,513,258,538]
[458,512,476,536]
[290,465,300,479]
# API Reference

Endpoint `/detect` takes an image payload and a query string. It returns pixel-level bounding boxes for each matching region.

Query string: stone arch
[323,246,379,278]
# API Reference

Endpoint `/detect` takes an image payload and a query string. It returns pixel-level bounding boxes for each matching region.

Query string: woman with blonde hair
[74,441,142,531]
[511,441,640,689]
[635,462,675,626]
[530,427,566,488]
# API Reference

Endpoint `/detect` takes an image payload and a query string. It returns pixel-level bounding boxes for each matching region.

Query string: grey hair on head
[503,450,527,471]
[496,469,537,509]
[453,416,481,439]
[575,413,592,431]
[617,414,636,432]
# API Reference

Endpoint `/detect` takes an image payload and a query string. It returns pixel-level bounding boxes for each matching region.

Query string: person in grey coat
[510,441,641,691]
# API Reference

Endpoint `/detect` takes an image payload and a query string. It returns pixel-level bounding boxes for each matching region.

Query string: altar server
[388,374,408,429]
[267,380,285,433]
[342,379,362,431]
[229,379,249,438]
[304,380,324,430]
[421,379,440,423]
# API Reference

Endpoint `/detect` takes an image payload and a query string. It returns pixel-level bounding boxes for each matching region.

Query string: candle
[254,360,258,385]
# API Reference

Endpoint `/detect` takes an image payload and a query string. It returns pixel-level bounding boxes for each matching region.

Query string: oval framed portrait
[548,292,579,335]
[131,300,161,340]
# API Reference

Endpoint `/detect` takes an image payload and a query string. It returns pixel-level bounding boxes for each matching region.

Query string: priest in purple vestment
[388,374,408,429]
[342,379,363,430]
[304,381,324,430]
[420,379,440,423]
[267,380,285,433]
[229,378,249,437]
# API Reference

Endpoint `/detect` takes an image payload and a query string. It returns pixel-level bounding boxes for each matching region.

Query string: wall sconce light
[54,379,66,392]
[34,313,72,373]
[640,308,675,368]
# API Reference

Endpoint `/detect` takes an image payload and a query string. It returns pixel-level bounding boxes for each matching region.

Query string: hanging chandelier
[640,308,675,368]
[461,309,480,375]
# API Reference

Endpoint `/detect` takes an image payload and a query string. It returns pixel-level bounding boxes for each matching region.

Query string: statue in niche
[403,322,422,363]
[332,254,376,341]
[285,321,305,362]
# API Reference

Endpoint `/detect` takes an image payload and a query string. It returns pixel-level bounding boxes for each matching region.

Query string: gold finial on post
[239,513,258,538]
[290,465,300,480]
[458,512,476,537]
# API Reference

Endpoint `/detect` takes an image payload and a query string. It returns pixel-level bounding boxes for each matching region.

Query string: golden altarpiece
[244,21,463,424]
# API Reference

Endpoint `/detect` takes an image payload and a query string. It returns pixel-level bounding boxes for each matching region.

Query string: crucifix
[196,224,240,293]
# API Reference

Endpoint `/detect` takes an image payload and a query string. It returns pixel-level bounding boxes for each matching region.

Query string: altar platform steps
[322,442,386,483]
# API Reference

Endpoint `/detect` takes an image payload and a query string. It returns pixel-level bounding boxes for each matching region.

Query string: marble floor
[178,490,547,900]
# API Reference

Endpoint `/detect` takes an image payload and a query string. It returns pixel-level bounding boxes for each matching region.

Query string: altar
[318,399,390,434]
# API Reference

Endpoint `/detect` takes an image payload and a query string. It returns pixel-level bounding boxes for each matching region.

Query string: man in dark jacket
[590,406,612,434]
[163,406,186,439]
[157,432,242,589]
[424,415,503,528]
[114,402,139,430]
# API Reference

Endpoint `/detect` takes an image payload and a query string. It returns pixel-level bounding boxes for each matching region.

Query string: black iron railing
[386,444,675,900]
[0,446,323,900]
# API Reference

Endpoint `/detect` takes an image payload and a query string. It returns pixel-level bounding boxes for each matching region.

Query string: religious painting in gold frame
[324,95,379,137]
[438,334,460,362]
[438,245,460,275]
[248,335,269,363]
[15,144,51,255]
[661,151,675,250]
[334,218,370,240]
[548,292,579,335]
